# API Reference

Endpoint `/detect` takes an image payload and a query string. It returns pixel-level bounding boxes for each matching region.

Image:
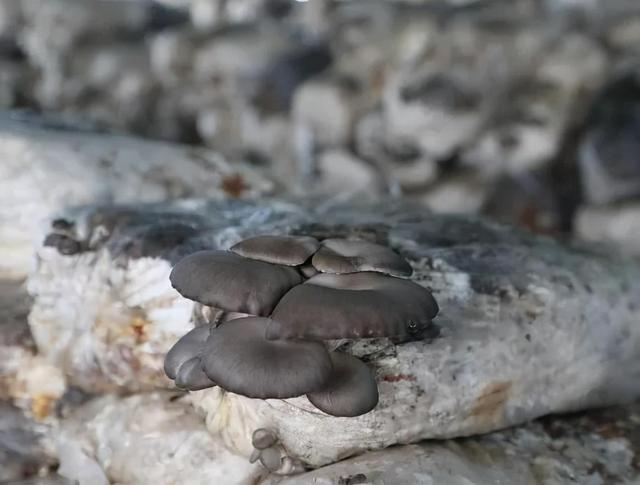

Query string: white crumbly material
[56,392,264,485]
[0,345,66,419]
[28,249,194,392]
[0,115,272,278]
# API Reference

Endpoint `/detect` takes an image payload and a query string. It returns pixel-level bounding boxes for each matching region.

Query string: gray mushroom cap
[252,428,278,450]
[258,446,282,472]
[311,238,413,277]
[268,272,438,340]
[174,356,216,391]
[164,324,212,380]
[230,235,320,266]
[170,250,302,315]
[307,352,379,417]
[201,317,333,399]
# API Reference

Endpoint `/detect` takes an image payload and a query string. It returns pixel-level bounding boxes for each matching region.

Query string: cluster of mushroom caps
[164,235,439,417]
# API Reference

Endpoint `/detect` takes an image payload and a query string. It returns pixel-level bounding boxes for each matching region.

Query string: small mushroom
[170,250,302,315]
[252,428,278,450]
[307,352,378,417]
[230,235,320,266]
[259,446,283,472]
[201,317,333,399]
[174,356,216,391]
[268,272,438,340]
[312,238,413,277]
[164,324,212,380]
[249,448,261,464]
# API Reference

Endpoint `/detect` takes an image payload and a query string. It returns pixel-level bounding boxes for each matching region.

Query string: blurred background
[1,2,640,482]
[1,0,640,251]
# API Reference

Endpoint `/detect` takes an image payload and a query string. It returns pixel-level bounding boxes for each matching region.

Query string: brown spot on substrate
[469,380,512,429]
[381,374,417,382]
[220,173,249,197]
[130,314,147,344]
[31,393,56,419]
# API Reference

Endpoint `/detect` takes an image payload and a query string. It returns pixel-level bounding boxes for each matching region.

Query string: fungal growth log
[27,199,640,469]
[166,235,439,417]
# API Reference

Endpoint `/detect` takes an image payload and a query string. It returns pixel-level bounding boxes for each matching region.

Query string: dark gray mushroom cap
[268,272,438,340]
[252,428,278,450]
[170,250,302,315]
[174,356,216,391]
[311,238,413,277]
[307,352,379,417]
[202,317,333,399]
[164,324,212,380]
[230,235,320,266]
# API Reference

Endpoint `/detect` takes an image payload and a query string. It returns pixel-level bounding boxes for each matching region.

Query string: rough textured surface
[0,279,32,348]
[27,198,640,467]
[284,403,640,485]
[0,114,273,278]
[3,388,635,485]
[0,401,56,481]
[0,344,66,420]
[55,392,264,485]
[0,278,66,419]
[0,278,61,481]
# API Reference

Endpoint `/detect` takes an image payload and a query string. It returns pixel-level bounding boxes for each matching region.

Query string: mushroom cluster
[164,235,439,417]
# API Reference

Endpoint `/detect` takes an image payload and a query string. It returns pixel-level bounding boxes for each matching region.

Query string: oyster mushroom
[174,356,216,391]
[170,250,302,315]
[258,446,282,472]
[201,317,333,399]
[230,235,320,266]
[164,323,212,380]
[252,428,278,450]
[268,272,438,340]
[312,238,413,277]
[307,352,379,417]
[164,324,217,391]
[164,234,439,419]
